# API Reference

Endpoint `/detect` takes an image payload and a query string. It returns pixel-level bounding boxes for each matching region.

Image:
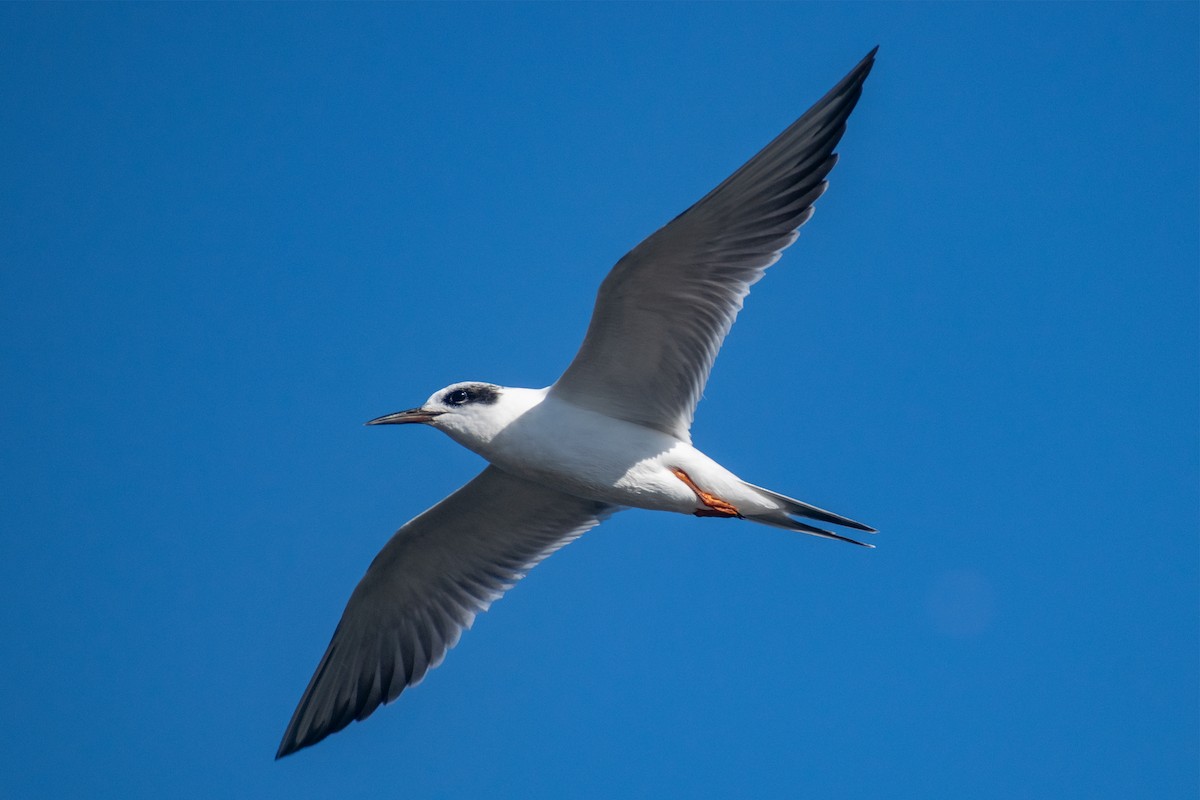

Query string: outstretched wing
[551,48,877,440]
[277,466,615,758]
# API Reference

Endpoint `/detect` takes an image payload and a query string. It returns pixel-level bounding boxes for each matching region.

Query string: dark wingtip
[854,46,878,67]
[846,46,879,86]
[276,723,332,760]
[274,685,352,761]
[275,729,310,760]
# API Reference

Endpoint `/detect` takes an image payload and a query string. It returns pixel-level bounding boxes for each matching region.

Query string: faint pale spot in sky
[926,569,996,638]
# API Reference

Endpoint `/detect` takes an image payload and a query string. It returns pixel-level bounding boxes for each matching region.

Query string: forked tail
[742,481,877,547]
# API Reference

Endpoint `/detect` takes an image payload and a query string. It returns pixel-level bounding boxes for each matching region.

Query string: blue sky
[2,4,1196,798]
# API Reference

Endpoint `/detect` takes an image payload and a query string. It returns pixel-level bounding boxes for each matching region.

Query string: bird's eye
[446,389,471,405]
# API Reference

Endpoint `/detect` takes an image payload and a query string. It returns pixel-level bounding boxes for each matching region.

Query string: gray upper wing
[550,48,876,440]
[276,466,615,758]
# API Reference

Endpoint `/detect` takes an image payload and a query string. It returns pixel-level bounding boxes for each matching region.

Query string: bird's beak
[365,408,444,426]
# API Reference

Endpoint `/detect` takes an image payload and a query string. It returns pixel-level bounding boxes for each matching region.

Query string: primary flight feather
[278,47,878,759]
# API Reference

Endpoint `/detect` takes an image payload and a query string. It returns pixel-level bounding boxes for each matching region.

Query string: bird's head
[366,381,511,446]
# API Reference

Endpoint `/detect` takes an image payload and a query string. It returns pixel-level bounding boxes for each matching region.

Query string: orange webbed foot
[670,467,742,518]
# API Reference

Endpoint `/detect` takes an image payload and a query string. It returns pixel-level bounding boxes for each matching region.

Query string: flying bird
[278,47,878,759]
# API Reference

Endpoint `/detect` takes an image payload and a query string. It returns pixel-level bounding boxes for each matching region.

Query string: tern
[278,48,878,758]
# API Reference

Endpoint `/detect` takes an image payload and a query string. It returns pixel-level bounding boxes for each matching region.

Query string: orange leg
[670,467,742,518]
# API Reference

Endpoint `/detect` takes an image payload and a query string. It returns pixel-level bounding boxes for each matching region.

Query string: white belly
[475,396,743,514]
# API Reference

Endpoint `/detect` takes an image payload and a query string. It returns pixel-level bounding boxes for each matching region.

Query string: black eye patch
[443,385,500,406]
